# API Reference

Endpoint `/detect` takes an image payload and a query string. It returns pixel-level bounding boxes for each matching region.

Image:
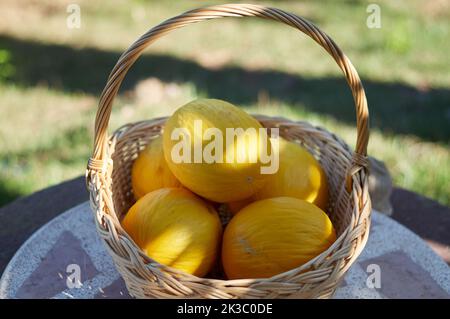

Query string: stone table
[1,201,449,299]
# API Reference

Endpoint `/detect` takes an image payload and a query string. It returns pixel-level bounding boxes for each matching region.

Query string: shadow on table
[0,176,88,275]
[0,183,22,208]
[391,188,450,264]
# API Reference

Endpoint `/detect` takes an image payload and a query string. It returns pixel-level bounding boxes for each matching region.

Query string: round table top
[1,202,449,299]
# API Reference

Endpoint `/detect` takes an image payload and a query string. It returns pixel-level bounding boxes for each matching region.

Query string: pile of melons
[122,99,336,279]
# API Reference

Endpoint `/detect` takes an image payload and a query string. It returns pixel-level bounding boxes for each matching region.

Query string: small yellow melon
[122,188,222,277]
[163,99,270,202]
[253,137,329,210]
[226,198,253,215]
[131,136,181,199]
[222,197,336,279]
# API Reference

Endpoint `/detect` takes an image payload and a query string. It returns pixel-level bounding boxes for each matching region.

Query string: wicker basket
[86,3,371,299]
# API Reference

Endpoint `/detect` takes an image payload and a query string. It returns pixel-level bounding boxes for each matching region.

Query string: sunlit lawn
[0,0,449,206]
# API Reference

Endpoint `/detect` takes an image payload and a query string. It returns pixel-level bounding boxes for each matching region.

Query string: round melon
[131,135,181,199]
[226,198,253,215]
[253,137,329,210]
[122,188,222,277]
[222,197,336,279]
[163,99,270,202]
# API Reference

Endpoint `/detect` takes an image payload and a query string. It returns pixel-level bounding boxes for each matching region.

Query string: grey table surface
[1,201,449,299]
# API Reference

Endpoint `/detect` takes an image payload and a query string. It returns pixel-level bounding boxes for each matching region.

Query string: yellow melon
[163,99,271,202]
[131,135,181,199]
[222,197,336,279]
[226,198,253,215]
[122,188,222,277]
[253,137,329,210]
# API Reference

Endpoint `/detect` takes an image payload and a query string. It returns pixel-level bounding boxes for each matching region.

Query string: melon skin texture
[163,99,270,203]
[253,137,329,210]
[222,197,336,279]
[131,135,181,199]
[122,188,222,277]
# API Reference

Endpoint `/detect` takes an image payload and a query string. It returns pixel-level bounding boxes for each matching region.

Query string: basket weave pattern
[86,4,371,299]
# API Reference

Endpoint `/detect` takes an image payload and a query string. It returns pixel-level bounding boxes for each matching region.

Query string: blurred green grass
[0,0,449,207]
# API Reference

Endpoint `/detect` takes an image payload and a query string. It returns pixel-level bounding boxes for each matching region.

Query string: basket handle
[89,3,369,171]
